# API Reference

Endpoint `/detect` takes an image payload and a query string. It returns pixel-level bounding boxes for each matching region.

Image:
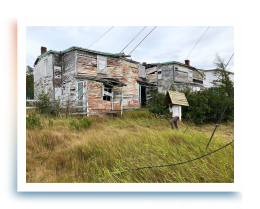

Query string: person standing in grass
[170,116,179,130]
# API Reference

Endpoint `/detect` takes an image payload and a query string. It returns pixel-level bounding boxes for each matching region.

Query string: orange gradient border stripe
[0,17,17,193]
[0,17,17,100]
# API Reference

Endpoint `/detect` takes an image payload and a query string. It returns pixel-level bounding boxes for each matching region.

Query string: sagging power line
[100,140,234,182]
[206,91,234,149]
[183,52,234,134]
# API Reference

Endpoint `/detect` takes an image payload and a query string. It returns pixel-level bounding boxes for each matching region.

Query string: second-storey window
[139,64,146,78]
[97,55,107,74]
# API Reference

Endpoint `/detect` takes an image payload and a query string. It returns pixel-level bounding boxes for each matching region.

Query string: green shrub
[69,116,92,130]
[179,87,234,124]
[147,84,234,125]
[36,91,52,114]
[148,91,169,116]
[26,112,42,129]
[49,119,53,126]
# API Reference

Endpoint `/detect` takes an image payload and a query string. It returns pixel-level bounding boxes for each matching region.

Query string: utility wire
[95,26,148,77]
[128,26,157,55]
[119,26,147,53]
[183,52,234,134]
[213,53,234,87]
[94,26,156,78]
[206,91,234,149]
[88,26,114,49]
[185,26,210,59]
[100,140,234,182]
[106,26,157,76]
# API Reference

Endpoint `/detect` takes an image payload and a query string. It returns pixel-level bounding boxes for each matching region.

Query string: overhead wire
[183,52,234,134]
[77,26,148,87]
[119,26,147,53]
[94,26,156,80]
[106,26,157,76]
[206,91,234,149]
[185,26,210,59]
[96,26,148,77]
[87,26,114,49]
[100,140,234,182]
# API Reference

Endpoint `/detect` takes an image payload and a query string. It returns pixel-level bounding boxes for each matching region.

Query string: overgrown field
[26,109,234,183]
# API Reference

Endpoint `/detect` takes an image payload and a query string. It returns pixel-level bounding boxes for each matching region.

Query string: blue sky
[26,26,234,72]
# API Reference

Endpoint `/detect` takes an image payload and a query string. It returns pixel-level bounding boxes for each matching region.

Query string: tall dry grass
[26,109,234,183]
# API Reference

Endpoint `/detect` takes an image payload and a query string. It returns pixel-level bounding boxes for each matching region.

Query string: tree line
[149,53,234,124]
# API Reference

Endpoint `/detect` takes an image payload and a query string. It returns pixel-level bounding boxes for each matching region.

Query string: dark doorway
[141,86,146,107]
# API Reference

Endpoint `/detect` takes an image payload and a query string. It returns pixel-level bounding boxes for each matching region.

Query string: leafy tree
[211,53,234,97]
[26,65,34,92]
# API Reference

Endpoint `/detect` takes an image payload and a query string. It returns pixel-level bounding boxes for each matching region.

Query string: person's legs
[170,118,174,130]
[174,121,179,130]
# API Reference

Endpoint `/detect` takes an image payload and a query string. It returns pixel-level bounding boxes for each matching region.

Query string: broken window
[97,55,107,74]
[102,84,113,102]
[78,81,83,106]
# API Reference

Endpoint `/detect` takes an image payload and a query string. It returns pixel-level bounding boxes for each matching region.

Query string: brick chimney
[41,46,47,54]
[185,60,190,66]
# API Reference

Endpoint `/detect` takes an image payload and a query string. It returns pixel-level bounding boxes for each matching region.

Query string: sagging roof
[74,75,127,87]
[136,79,157,86]
[162,90,189,106]
[200,69,234,74]
[34,46,139,66]
[146,61,205,77]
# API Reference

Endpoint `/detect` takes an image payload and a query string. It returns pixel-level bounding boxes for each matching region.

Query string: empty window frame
[102,84,113,101]
[97,55,107,74]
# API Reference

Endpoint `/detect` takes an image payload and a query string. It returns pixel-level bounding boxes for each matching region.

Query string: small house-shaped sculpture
[162,90,189,120]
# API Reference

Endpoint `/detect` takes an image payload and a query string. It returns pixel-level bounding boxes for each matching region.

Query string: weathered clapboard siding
[34,53,54,99]
[34,46,142,115]
[193,70,203,80]
[87,80,122,114]
[77,51,140,110]
[146,66,157,75]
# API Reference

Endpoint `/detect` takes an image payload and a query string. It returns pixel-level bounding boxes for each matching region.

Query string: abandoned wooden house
[33,46,155,115]
[144,60,205,94]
